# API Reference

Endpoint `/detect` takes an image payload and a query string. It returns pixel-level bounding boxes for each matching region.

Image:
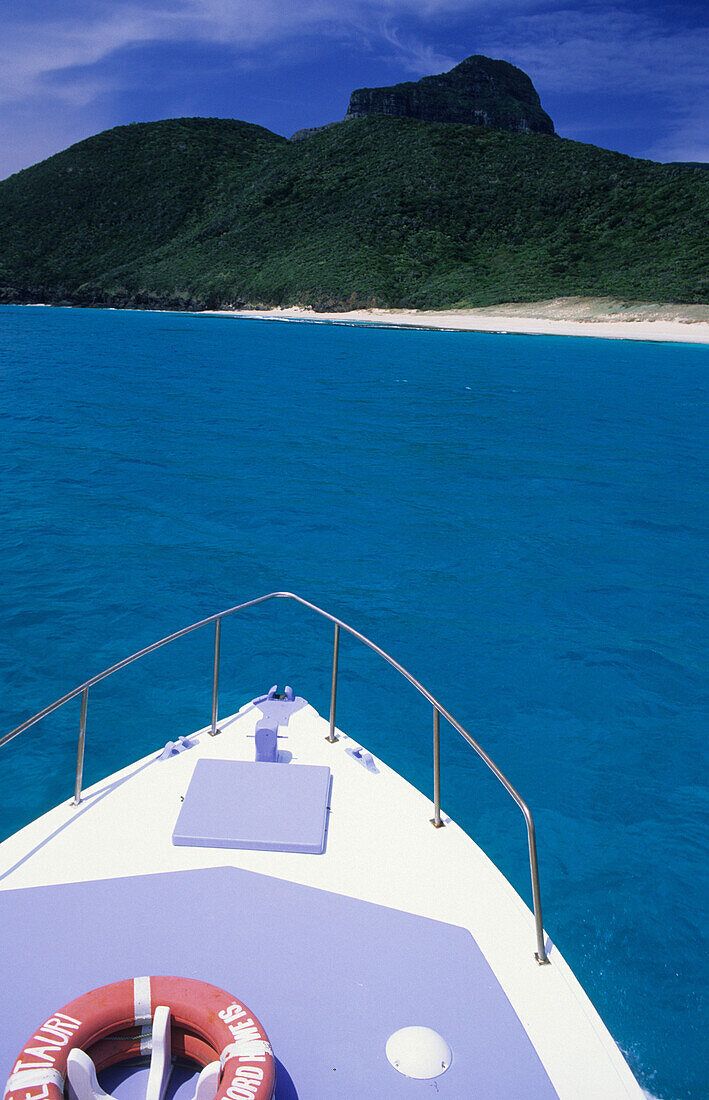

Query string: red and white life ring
[4,977,275,1100]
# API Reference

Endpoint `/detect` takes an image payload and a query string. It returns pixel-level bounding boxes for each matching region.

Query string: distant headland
[0,53,707,314]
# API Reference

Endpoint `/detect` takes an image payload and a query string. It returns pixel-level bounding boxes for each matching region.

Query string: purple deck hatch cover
[172,759,331,854]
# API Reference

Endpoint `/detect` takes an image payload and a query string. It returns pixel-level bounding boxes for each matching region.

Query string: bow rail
[1,591,549,963]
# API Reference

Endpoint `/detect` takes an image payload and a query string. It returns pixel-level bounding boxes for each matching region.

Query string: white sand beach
[206,297,709,344]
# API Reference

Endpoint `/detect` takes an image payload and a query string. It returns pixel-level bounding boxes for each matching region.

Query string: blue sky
[0,0,707,180]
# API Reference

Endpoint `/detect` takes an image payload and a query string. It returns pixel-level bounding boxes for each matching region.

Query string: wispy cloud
[477,8,709,98]
[376,21,457,75]
[646,109,709,164]
[0,0,534,107]
[0,1,706,176]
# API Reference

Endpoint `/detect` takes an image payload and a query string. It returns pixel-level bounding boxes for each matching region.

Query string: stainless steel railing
[0,591,549,964]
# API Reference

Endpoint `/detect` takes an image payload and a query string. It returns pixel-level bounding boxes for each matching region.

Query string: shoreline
[204,299,709,344]
[7,298,709,344]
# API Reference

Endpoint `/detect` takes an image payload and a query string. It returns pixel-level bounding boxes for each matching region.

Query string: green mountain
[1,113,707,310]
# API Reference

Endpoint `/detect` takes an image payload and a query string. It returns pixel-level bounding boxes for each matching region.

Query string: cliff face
[346,54,554,135]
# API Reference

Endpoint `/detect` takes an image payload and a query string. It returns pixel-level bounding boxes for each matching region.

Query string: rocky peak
[344,54,554,135]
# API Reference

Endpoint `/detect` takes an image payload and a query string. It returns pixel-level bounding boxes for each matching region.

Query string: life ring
[87,1028,216,1074]
[4,976,275,1100]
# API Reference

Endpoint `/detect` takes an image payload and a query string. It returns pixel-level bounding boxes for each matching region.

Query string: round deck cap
[385,1026,452,1079]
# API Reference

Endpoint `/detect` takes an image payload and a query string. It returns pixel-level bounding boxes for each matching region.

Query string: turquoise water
[0,305,707,1098]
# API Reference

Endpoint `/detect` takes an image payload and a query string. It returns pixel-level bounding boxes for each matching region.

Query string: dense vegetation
[0,114,707,309]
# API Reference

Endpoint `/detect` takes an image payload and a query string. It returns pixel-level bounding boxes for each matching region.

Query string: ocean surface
[0,305,707,1098]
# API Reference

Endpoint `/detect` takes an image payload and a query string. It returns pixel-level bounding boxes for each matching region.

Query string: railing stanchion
[327,623,340,742]
[431,707,443,827]
[210,618,221,736]
[72,687,88,806]
[527,819,549,963]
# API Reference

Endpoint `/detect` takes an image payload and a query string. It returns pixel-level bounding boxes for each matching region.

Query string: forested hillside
[1,115,706,310]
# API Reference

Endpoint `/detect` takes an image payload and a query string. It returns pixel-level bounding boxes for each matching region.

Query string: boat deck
[0,694,643,1099]
[0,864,556,1098]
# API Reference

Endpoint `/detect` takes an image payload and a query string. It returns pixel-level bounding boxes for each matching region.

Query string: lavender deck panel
[0,867,558,1099]
[172,759,331,854]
